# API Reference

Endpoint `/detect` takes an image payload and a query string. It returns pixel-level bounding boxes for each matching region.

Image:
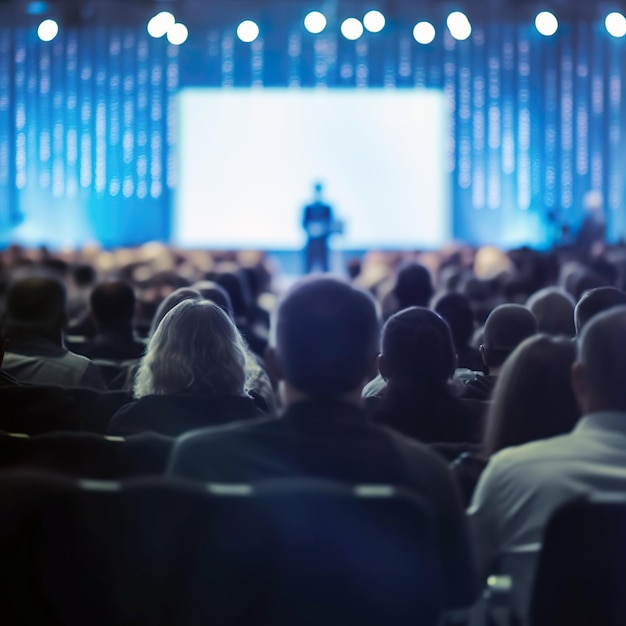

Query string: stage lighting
[304,10,327,34]
[147,11,175,38]
[341,17,363,40]
[446,11,471,41]
[606,12,626,38]
[167,22,188,45]
[37,18,59,41]
[413,21,436,45]
[535,11,558,36]
[363,10,385,33]
[237,20,259,43]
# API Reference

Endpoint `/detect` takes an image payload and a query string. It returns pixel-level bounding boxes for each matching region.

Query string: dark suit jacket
[108,392,265,437]
[167,398,478,609]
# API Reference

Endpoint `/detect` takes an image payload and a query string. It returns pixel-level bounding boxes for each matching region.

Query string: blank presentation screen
[174,88,450,250]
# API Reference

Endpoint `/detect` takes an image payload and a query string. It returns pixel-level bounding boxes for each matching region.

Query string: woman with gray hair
[108,299,265,436]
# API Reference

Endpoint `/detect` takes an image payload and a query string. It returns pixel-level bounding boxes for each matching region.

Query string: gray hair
[134,299,248,398]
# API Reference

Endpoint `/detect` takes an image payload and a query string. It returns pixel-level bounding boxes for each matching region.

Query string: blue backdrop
[0,14,625,248]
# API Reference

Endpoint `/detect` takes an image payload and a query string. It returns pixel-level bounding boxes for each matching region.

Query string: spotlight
[446,11,471,41]
[363,10,385,33]
[535,11,558,36]
[413,21,436,45]
[37,18,59,41]
[304,11,327,34]
[147,11,175,38]
[167,22,188,45]
[341,17,363,40]
[606,12,626,38]
[237,20,260,43]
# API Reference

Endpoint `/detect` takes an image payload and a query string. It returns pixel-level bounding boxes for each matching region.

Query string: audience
[2,239,626,620]
[76,280,146,361]
[108,299,265,437]
[168,275,479,610]
[461,303,537,401]
[525,287,576,337]
[366,306,481,445]
[1,276,107,390]
[574,285,626,335]
[468,306,626,623]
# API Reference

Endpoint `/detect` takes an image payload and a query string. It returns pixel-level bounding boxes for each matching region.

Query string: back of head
[90,280,136,331]
[149,287,201,337]
[393,262,434,309]
[381,307,456,390]
[214,272,251,319]
[526,287,575,337]
[578,305,626,412]
[135,299,247,398]
[192,280,234,318]
[432,292,475,349]
[272,276,379,398]
[5,276,66,336]
[485,335,579,454]
[482,304,537,368]
[574,286,626,336]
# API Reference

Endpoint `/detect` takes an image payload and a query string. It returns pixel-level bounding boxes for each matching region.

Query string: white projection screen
[174,88,450,250]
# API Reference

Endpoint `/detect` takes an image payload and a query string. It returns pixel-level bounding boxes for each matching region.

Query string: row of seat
[0,473,442,626]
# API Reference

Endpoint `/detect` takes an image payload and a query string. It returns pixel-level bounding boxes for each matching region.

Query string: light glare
[413,21,436,44]
[147,11,175,38]
[167,22,188,45]
[363,10,385,33]
[304,11,327,34]
[37,18,58,42]
[605,12,626,38]
[535,11,558,36]
[341,17,363,40]
[446,11,472,41]
[237,20,259,43]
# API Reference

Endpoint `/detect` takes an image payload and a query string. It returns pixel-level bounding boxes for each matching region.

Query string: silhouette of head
[393,262,434,310]
[574,286,626,336]
[485,335,579,455]
[432,292,475,350]
[5,276,66,337]
[379,307,456,390]
[575,305,626,412]
[270,276,379,398]
[526,287,575,337]
[90,280,136,331]
[482,304,537,369]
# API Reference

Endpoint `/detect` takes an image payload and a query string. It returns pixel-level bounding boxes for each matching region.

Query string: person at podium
[302,182,336,273]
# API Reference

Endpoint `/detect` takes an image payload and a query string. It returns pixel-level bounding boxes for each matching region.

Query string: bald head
[271,276,379,398]
[575,305,626,412]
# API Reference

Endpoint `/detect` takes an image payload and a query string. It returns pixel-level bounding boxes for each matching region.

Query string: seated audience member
[525,287,576,337]
[574,285,626,335]
[452,335,580,505]
[191,280,234,317]
[433,292,483,371]
[461,304,537,401]
[108,300,264,437]
[168,276,478,611]
[77,280,145,361]
[2,276,107,390]
[468,306,626,623]
[367,307,481,445]
[381,261,434,321]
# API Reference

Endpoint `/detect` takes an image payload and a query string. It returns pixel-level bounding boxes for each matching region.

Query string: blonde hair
[134,299,248,398]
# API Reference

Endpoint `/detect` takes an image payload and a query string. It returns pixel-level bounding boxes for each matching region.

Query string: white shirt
[468,412,626,622]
